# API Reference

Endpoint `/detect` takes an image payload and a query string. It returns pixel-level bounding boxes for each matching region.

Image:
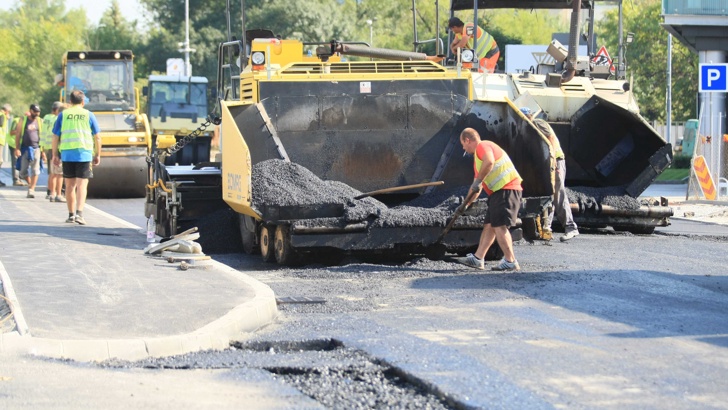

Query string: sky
[0,0,147,27]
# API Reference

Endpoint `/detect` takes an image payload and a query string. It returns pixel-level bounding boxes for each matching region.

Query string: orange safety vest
[474,140,522,195]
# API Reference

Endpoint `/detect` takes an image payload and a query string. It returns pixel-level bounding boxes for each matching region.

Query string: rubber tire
[628,226,656,235]
[239,214,258,255]
[260,225,276,262]
[274,225,297,266]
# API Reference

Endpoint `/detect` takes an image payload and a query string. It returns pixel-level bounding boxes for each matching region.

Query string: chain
[146,115,222,164]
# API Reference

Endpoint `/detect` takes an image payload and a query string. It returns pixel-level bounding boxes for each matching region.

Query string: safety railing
[663,0,728,16]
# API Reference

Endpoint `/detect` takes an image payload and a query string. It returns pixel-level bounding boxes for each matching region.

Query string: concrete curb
[0,260,278,362]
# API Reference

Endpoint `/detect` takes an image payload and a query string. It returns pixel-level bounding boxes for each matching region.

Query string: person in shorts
[14,104,44,198]
[459,127,523,271]
[52,91,101,225]
[43,101,66,202]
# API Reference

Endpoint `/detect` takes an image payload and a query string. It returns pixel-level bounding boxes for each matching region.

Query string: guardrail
[663,0,728,16]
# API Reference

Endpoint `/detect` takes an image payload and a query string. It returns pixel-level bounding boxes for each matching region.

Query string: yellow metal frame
[220,100,260,219]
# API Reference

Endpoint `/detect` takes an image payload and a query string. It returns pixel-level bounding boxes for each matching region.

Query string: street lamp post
[366,18,377,47]
[624,32,634,77]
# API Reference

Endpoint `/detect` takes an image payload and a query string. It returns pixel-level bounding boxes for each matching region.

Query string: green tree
[597,0,698,122]
[0,0,87,113]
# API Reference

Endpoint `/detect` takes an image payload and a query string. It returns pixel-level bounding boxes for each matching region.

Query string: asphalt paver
[0,173,277,362]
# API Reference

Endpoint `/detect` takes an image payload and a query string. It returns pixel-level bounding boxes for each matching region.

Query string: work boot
[492,258,521,272]
[560,231,579,242]
[460,253,485,270]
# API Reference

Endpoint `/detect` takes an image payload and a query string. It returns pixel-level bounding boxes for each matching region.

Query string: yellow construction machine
[60,50,151,197]
[145,0,672,264]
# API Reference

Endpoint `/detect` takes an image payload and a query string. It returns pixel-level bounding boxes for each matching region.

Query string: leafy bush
[671,154,692,169]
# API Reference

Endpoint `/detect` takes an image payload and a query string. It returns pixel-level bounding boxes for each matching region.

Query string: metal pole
[185,0,191,76]
[666,33,672,146]
[435,0,440,55]
[472,0,478,65]
[412,0,418,52]
[618,0,624,79]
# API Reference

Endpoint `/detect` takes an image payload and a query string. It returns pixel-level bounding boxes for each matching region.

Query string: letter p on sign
[700,64,728,92]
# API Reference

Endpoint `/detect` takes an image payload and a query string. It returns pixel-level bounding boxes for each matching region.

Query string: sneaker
[54,196,66,203]
[460,253,485,270]
[45,194,51,200]
[560,231,579,242]
[65,215,76,223]
[13,180,23,186]
[26,191,35,198]
[0,181,6,187]
[75,215,86,225]
[492,258,521,271]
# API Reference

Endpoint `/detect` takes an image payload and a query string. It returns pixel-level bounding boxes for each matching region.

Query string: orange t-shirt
[474,140,523,194]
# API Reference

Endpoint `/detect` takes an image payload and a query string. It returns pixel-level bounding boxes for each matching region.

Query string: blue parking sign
[700,64,728,92]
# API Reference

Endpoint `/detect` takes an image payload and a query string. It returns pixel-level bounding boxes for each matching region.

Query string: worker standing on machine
[459,127,522,271]
[448,17,499,73]
[52,90,101,225]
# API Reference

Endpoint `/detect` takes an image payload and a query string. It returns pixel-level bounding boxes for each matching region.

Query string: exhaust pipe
[333,42,429,61]
[561,0,582,84]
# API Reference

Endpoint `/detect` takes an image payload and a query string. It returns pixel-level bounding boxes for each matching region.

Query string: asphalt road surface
[2,190,727,409]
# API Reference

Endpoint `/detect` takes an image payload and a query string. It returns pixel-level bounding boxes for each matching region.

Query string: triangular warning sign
[591,45,615,75]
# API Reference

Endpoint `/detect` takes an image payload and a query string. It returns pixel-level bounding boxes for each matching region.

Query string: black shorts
[484,189,522,228]
[62,162,93,179]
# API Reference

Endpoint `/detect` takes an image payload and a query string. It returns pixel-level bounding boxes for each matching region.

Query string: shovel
[354,181,444,200]
[433,189,481,245]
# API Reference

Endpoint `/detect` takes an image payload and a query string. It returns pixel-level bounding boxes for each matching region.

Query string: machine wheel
[274,225,298,266]
[627,226,655,235]
[260,225,276,262]
[239,214,258,255]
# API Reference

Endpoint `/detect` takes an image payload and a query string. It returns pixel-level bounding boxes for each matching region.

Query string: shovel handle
[355,181,444,200]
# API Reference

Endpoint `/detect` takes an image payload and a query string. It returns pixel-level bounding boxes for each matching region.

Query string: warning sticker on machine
[360,82,371,93]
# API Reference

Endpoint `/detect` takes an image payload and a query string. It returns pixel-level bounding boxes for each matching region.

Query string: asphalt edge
[0,258,279,362]
[0,185,279,362]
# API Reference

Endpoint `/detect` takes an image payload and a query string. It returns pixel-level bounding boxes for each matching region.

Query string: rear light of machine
[251,51,266,71]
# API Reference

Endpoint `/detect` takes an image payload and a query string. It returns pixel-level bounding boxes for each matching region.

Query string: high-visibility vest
[40,113,58,150]
[534,119,564,159]
[459,22,496,59]
[0,112,6,146]
[8,117,19,148]
[18,115,42,147]
[59,106,94,152]
[474,141,522,194]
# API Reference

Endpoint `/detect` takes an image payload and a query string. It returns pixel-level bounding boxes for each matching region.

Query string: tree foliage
[597,0,698,122]
[0,0,699,124]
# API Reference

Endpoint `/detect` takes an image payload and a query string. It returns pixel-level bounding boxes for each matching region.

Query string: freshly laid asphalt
[0,169,278,362]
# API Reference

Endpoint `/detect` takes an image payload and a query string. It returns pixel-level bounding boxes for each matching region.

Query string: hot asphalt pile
[567,186,646,209]
[252,159,486,229]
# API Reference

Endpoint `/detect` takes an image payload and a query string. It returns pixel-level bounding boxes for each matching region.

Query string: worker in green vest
[52,90,101,225]
[0,104,11,187]
[42,102,65,201]
[8,112,25,186]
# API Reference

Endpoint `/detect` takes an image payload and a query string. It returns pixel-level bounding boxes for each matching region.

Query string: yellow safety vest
[459,22,496,59]
[8,117,19,148]
[0,112,6,146]
[59,106,94,152]
[534,119,564,159]
[40,114,57,150]
[474,141,522,193]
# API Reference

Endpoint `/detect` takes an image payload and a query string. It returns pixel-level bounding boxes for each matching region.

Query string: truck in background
[144,74,212,166]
